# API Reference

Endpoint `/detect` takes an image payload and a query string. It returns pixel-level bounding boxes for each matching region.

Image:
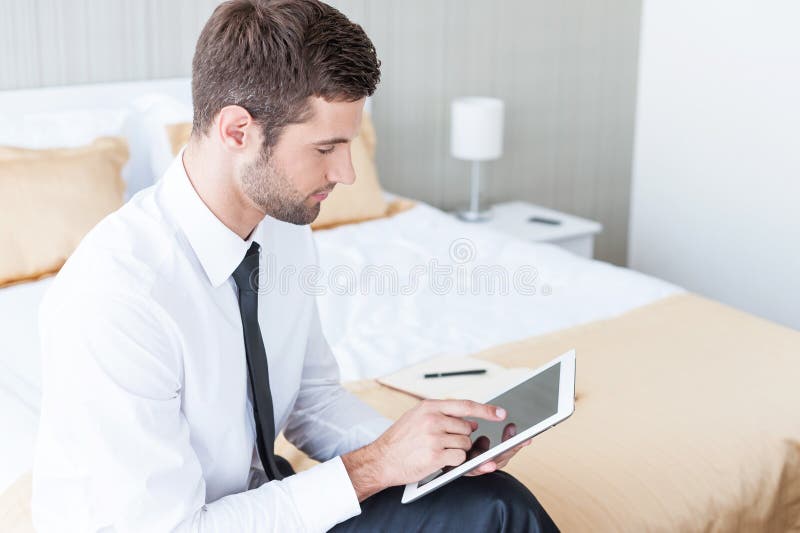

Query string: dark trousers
[330,470,559,533]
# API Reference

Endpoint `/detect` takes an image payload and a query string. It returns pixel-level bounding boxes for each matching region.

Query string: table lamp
[450,97,505,222]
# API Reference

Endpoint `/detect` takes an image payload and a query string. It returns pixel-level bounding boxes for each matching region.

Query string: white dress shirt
[31,154,393,532]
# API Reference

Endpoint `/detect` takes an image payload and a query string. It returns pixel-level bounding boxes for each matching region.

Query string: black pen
[424,369,487,379]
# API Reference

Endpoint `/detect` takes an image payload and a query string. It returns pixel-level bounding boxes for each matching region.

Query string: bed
[1,79,799,532]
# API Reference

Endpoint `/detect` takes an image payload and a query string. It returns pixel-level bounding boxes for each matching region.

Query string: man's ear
[215,105,259,151]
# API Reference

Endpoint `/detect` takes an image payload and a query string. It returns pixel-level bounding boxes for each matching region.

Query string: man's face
[239,96,364,225]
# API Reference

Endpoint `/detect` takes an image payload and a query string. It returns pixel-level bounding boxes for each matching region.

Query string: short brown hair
[191,0,380,148]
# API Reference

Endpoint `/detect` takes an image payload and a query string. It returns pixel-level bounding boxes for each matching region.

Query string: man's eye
[317,146,335,155]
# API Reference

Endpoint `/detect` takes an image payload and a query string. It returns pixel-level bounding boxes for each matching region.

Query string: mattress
[0,279,50,493]
[274,293,800,531]
[0,279,49,408]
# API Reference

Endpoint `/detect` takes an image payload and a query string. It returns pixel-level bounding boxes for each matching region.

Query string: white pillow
[127,93,193,182]
[0,109,129,149]
[0,108,139,193]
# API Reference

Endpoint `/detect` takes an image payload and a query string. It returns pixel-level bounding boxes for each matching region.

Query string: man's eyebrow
[312,137,350,146]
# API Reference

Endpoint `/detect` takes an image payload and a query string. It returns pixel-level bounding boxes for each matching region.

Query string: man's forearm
[341,442,388,502]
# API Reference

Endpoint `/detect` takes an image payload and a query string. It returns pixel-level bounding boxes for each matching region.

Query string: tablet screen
[418,362,561,487]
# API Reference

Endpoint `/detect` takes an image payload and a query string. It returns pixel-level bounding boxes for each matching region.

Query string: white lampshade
[450,97,505,161]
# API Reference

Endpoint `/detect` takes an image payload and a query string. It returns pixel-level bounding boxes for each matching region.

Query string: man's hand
[463,422,532,477]
[341,399,506,501]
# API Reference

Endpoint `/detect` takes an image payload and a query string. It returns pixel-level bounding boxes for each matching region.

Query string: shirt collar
[160,150,262,288]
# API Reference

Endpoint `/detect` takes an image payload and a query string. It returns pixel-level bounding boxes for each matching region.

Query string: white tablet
[401,349,576,504]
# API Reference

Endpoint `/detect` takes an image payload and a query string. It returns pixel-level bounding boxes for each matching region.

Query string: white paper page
[377,355,532,402]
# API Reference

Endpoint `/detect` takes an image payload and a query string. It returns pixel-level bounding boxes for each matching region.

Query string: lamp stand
[457,160,492,222]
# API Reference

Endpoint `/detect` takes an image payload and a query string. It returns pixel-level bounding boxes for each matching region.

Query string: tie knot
[233,241,260,293]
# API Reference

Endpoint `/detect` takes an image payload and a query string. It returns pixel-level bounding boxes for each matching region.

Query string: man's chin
[303,204,322,225]
[286,203,321,226]
[256,196,321,226]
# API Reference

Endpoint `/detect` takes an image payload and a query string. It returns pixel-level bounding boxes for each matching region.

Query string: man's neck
[182,141,265,240]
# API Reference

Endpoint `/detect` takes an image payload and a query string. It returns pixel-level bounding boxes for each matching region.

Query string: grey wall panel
[0,0,219,88]
[0,0,641,265]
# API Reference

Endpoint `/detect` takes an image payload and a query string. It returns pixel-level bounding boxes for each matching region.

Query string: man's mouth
[311,187,334,201]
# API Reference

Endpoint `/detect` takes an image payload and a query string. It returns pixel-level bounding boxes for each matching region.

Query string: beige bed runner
[280,293,800,532]
[4,293,799,531]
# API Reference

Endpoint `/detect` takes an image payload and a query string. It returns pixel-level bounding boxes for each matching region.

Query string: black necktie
[232,241,283,481]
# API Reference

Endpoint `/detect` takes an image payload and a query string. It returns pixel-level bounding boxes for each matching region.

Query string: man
[32,1,558,531]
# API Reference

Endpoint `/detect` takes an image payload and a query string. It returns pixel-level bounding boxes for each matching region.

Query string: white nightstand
[478,202,603,259]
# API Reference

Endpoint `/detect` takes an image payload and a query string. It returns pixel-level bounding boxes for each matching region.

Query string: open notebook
[377,355,532,403]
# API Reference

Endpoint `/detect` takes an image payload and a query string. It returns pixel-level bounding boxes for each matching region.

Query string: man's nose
[326,147,356,185]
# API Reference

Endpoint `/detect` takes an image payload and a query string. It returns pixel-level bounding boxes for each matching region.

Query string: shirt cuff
[283,456,361,531]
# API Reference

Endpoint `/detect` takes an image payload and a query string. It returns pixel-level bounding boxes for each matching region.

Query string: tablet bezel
[401,349,576,504]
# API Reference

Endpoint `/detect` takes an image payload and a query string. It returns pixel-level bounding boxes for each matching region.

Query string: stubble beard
[240,150,321,226]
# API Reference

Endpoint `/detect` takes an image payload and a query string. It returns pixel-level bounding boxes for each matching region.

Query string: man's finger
[441,433,473,451]
[465,461,497,476]
[472,435,490,452]
[441,448,467,467]
[501,423,518,441]
[494,439,532,465]
[432,399,506,421]
[495,449,516,465]
[441,415,475,436]
[467,435,490,460]
[468,437,534,476]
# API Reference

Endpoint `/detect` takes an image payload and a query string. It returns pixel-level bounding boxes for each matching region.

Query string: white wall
[629,0,800,330]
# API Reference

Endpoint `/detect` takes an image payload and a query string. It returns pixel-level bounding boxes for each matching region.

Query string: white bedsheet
[0,201,681,492]
[313,202,681,380]
[0,278,51,492]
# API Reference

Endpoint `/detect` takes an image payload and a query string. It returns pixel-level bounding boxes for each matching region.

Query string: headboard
[0,78,193,198]
[0,77,191,115]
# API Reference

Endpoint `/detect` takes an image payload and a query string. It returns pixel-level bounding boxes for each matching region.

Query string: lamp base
[456,207,493,223]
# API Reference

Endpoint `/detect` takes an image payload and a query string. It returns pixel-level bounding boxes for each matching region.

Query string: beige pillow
[0,472,32,533]
[165,122,193,158]
[311,113,389,229]
[165,113,409,230]
[0,137,128,287]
